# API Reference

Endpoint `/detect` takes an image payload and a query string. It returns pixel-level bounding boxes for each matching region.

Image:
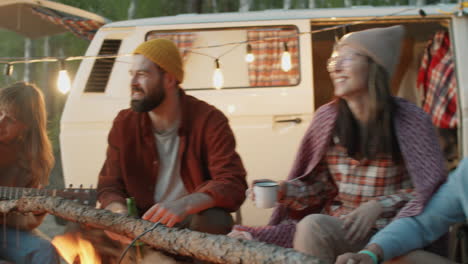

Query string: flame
[52,232,101,264]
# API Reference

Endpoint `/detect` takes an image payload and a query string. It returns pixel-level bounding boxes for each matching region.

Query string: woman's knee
[296,214,339,234]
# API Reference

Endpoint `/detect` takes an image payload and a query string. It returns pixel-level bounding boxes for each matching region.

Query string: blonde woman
[0,82,59,264]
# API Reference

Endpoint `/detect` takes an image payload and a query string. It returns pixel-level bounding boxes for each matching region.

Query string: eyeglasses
[326,53,366,72]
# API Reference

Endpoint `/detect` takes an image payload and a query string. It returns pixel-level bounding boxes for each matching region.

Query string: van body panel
[103,5,455,28]
[451,16,468,156]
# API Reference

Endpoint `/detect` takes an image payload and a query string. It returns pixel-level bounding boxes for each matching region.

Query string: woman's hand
[341,200,383,242]
[246,179,287,202]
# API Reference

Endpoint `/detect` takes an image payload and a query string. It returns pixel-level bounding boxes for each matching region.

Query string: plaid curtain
[417,31,458,129]
[147,32,196,60]
[31,7,105,41]
[247,29,299,87]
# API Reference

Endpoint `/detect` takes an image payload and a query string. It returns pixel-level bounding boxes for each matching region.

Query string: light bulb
[281,51,292,72]
[212,59,224,89]
[4,64,13,76]
[281,42,292,72]
[245,53,255,63]
[213,68,224,90]
[245,44,255,63]
[57,70,71,94]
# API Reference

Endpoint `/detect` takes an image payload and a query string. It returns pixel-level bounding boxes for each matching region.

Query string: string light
[4,64,13,76]
[57,59,71,94]
[281,42,292,72]
[212,59,224,90]
[0,7,426,87]
[245,44,255,63]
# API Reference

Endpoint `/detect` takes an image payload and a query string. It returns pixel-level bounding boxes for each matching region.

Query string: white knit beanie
[338,25,405,77]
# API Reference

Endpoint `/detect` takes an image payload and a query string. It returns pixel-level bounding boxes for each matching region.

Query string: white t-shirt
[153,124,188,203]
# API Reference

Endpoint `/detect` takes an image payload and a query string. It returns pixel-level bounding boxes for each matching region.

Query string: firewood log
[0,196,326,264]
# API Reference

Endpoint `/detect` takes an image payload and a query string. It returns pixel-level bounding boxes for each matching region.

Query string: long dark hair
[334,60,401,160]
[0,82,54,186]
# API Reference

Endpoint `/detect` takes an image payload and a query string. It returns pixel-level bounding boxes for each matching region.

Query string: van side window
[146,26,300,90]
[84,39,122,93]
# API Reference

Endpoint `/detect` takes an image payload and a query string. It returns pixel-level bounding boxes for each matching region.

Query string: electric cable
[117,221,162,264]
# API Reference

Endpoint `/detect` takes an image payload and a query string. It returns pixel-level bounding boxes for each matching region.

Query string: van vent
[84,39,122,93]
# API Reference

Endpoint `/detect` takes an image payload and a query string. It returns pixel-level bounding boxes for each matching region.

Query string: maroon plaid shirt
[417,31,457,129]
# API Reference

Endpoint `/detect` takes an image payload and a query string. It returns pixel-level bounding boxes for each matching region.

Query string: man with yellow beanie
[97,39,247,241]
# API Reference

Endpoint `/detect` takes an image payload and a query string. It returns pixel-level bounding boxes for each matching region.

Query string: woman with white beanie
[230,25,447,263]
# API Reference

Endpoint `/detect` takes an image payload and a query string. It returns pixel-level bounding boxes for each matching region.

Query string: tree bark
[0,196,325,264]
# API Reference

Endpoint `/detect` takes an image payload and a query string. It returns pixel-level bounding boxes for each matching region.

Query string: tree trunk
[416,0,426,6]
[239,0,251,12]
[187,0,203,13]
[212,0,218,12]
[42,37,55,118]
[127,0,138,19]
[0,196,325,264]
[284,0,292,10]
[24,38,32,82]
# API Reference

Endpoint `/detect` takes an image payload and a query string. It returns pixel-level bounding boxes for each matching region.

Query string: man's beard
[130,86,166,113]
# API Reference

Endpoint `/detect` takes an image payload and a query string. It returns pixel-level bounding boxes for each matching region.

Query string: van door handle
[275,118,302,124]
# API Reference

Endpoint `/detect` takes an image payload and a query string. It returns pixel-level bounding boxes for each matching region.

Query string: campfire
[52,232,101,264]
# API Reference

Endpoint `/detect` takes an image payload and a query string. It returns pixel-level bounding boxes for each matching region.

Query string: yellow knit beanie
[133,39,184,83]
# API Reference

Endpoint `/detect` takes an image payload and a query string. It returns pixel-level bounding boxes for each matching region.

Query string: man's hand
[142,198,189,227]
[104,202,132,244]
[142,193,215,227]
[341,200,383,242]
[335,252,374,264]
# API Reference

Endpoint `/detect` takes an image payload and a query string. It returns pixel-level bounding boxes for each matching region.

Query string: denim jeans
[0,227,60,264]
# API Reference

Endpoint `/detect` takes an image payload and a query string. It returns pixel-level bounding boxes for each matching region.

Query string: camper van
[60,4,468,226]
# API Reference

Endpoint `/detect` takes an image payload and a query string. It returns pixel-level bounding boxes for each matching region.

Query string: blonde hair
[0,82,54,186]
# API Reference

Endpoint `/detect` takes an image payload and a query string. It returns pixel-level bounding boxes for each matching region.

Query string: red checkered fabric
[282,144,413,229]
[417,31,458,129]
[146,32,196,60]
[31,7,104,40]
[247,28,299,86]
